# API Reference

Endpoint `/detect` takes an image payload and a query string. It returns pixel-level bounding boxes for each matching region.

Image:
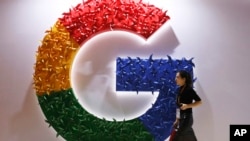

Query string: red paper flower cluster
[59,0,170,44]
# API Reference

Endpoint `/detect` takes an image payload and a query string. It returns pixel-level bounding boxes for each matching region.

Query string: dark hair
[177,70,193,87]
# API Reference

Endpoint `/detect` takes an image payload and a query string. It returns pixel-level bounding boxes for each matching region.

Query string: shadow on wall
[194,80,215,141]
[118,22,179,58]
[9,82,63,141]
[140,22,180,56]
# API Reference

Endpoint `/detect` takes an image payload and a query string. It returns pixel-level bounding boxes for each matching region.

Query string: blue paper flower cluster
[116,55,195,141]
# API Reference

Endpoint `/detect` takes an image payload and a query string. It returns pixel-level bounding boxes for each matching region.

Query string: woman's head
[175,70,193,87]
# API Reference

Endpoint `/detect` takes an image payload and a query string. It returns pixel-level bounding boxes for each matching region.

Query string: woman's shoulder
[185,87,196,93]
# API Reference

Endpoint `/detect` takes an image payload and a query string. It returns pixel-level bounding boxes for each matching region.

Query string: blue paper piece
[116,55,195,141]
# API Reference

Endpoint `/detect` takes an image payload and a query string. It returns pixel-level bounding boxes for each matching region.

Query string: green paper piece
[37,89,154,141]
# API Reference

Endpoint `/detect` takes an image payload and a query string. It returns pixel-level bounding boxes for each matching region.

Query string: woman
[172,70,202,141]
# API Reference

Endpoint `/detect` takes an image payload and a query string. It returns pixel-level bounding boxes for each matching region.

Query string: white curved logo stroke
[70,20,177,121]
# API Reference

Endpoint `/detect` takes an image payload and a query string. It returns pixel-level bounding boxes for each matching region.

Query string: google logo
[33,0,194,140]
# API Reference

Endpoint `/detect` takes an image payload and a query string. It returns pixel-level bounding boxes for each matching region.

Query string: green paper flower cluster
[38,89,154,141]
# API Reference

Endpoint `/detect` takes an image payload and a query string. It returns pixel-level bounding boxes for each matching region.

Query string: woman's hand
[180,101,202,110]
[173,119,179,129]
[180,103,189,110]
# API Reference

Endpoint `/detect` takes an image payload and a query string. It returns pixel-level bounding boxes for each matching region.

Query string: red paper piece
[59,0,170,45]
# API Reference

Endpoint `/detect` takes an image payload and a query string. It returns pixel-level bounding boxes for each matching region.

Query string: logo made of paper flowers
[33,0,178,141]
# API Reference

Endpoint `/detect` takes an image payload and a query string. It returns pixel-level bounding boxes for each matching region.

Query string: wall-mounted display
[32,0,196,141]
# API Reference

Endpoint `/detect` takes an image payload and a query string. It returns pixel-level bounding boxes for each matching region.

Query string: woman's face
[175,72,186,86]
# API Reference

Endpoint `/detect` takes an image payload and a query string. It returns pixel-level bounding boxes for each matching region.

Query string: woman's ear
[183,78,186,84]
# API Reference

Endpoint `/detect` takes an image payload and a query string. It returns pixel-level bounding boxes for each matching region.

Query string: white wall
[0,0,249,141]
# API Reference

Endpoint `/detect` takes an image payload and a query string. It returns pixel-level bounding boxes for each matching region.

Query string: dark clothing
[177,86,201,114]
[173,86,201,141]
[173,113,197,141]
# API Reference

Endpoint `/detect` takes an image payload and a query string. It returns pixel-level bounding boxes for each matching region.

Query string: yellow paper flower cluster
[33,21,80,95]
